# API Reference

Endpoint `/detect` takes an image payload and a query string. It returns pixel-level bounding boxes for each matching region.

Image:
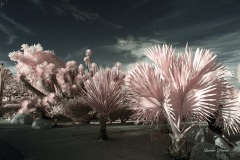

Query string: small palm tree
[82,67,125,140]
[126,44,240,159]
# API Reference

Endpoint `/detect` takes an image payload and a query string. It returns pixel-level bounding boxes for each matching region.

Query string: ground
[0,120,240,160]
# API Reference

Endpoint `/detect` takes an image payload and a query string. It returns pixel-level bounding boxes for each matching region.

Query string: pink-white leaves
[126,62,174,125]
[126,44,240,135]
[9,44,65,92]
[85,49,92,56]
[82,68,125,116]
[83,57,90,63]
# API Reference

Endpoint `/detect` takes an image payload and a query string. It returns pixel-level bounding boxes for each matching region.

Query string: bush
[0,104,21,120]
[32,107,49,119]
[60,97,92,124]
[11,114,34,125]
[32,119,52,129]
[17,98,50,119]
[18,98,40,114]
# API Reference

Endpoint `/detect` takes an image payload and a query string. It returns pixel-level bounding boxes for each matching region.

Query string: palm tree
[0,63,10,107]
[126,44,240,159]
[82,67,125,140]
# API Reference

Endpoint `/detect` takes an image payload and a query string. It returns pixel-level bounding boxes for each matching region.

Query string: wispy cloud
[0,24,16,44]
[101,33,240,89]
[150,9,240,77]
[151,16,240,45]
[98,35,166,71]
[63,5,122,29]
[0,13,32,44]
[115,35,165,59]
[28,0,122,29]
[61,47,89,62]
[188,29,240,76]
[0,13,31,34]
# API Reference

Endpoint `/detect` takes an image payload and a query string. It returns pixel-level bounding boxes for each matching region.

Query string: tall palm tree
[126,44,240,159]
[82,67,125,140]
[0,63,11,107]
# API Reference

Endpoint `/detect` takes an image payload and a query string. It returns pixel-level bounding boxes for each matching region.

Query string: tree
[9,44,97,99]
[60,97,92,124]
[3,71,28,101]
[8,44,92,117]
[9,44,104,120]
[9,44,65,97]
[82,64,126,140]
[126,44,240,159]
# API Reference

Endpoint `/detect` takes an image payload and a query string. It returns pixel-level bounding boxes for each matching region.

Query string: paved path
[0,120,154,160]
[1,120,240,160]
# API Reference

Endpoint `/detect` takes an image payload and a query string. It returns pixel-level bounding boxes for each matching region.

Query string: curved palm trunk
[98,115,108,141]
[167,115,192,159]
[168,133,189,160]
[0,69,4,107]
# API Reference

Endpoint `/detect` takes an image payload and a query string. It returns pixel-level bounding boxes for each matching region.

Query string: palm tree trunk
[0,74,4,108]
[168,133,189,160]
[98,115,108,140]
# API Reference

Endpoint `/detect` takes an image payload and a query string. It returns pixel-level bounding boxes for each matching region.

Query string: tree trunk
[20,75,46,98]
[98,115,108,141]
[0,75,4,108]
[168,133,189,160]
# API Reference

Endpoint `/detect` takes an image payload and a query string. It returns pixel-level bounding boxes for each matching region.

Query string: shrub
[0,104,21,120]
[11,114,34,125]
[60,97,92,124]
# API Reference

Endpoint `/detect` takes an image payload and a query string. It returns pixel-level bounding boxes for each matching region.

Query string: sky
[0,0,240,87]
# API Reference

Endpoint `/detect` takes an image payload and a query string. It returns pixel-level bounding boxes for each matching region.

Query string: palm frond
[127,44,240,135]
[126,62,175,125]
[82,68,125,116]
[218,99,240,135]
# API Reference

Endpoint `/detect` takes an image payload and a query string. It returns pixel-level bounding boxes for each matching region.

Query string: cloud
[0,14,31,34]
[64,5,122,29]
[115,35,165,59]
[113,0,153,21]
[61,47,89,62]
[152,16,240,45]
[29,0,43,6]
[0,13,32,44]
[27,0,47,13]
[188,29,240,78]
[102,33,240,89]
[150,8,240,80]
[0,24,16,44]
[28,0,122,29]
[97,35,166,72]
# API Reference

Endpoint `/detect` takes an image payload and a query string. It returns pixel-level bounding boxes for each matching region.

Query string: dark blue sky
[1,0,240,86]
